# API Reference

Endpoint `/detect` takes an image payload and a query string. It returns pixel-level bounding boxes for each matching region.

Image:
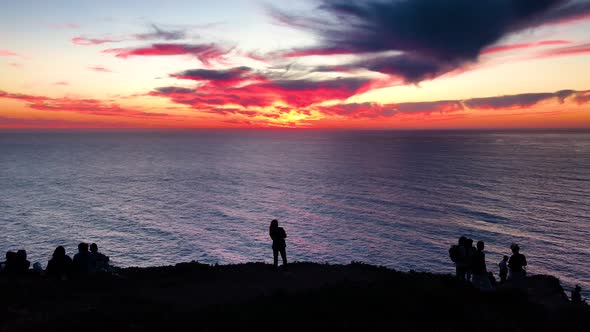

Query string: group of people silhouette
[448,237,586,303]
[450,237,527,290]
[0,220,288,278]
[0,221,586,305]
[0,242,110,279]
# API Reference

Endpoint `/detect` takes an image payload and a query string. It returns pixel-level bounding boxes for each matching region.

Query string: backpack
[449,245,460,262]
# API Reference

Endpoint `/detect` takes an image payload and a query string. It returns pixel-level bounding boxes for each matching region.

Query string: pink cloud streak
[72,37,122,46]
[89,66,113,73]
[482,40,573,55]
[102,43,229,66]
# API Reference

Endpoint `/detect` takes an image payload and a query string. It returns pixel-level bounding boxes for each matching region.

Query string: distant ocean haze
[1,130,589,296]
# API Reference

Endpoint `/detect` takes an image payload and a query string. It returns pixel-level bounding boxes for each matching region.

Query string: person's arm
[522,255,527,267]
[281,228,287,239]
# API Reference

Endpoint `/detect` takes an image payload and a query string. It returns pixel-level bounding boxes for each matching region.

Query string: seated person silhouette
[89,243,110,273]
[73,242,91,275]
[269,219,287,269]
[46,246,73,279]
[0,251,17,273]
[15,249,31,274]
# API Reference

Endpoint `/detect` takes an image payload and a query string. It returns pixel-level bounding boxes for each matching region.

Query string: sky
[1,0,590,129]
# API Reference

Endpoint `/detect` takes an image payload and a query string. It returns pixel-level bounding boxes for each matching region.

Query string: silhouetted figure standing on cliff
[269,219,287,269]
[46,246,73,279]
[449,236,467,280]
[464,238,476,282]
[73,242,91,275]
[508,243,527,288]
[89,243,110,273]
[471,241,492,290]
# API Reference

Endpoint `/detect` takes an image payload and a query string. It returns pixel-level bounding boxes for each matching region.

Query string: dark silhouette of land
[0,261,588,332]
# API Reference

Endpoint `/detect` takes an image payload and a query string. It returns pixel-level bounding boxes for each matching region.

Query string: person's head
[503,255,509,261]
[16,250,27,261]
[465,238,473,247]
[510,243,520,254]
[575,285,581,292]
[270,219,278,228]
[90,243,98,253]
[53,246,66,258]
[78,242,89,253]
[6,251,16,262]
[477,241,484,251]
[459,236,467,245]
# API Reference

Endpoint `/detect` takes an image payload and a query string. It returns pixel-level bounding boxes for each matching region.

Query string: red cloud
[103,43,228,66]
[72,37,122,45]
[482,40,572,54]
[154,75,369,110]
[0,90,168,119]
[54,82,69,86]
[89,66,112,73]
[155,65,371,110]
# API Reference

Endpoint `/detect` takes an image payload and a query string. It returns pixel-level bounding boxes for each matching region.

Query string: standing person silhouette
[269,219,287,269]
[508,243,527,288]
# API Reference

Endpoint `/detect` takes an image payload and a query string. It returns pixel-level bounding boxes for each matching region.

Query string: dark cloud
[272,0,590,82]
[465,92,556,109]
[317,102,397,118]
[395,100,464,113]
[361,53,460,83]
[135,24,187,41]
[154,87,195,94]
[172,67,254,84]
[463,90,589,109]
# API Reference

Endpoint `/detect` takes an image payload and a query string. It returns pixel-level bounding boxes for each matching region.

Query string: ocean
[1,130,589,296]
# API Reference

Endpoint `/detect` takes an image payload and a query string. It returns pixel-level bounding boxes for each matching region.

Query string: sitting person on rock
[15,249,31,274]
[46,246,73,279]
[89,243,110,273]
[73,242,91,275]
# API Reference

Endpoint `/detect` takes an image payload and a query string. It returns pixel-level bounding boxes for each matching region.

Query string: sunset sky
[1,0,590,129]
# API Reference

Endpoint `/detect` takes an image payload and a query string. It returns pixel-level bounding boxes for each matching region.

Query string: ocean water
[1,130,589,295]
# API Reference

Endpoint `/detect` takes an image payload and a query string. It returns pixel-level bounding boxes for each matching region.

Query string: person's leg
[273,248,279,268]
[280,248,287,266]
